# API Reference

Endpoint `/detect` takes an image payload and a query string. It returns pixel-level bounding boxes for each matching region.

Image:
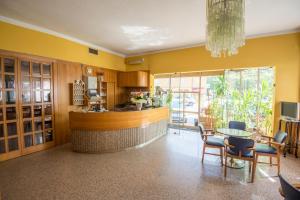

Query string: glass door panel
[6,107,16,120]
[32,63,41,76]
[43,64,51,76]
[35,132,44,145]
[45,130,53,142]
[5,91,16,104]
[8,138,18,152]
[0,124,3,137]
[4,58,15,73]
[21,61,30,75]
[23,120,33,133]
[0,140,5,154]
[24,135,33,148]
[5,75,15,88]
[22,91,31,104]
[7,122,17,136]
[22,76,31,89]
[22,106,32,118]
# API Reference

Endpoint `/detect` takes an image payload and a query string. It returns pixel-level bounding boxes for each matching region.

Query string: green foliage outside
[208,76,273,135]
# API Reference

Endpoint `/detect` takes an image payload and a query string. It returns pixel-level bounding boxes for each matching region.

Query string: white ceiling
[0,0,300,57]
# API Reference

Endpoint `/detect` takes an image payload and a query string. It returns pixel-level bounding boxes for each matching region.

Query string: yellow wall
[126,32,300,133]
[0,21,125,71]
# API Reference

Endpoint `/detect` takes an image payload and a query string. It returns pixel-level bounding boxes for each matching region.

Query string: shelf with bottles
[72,80,85,106]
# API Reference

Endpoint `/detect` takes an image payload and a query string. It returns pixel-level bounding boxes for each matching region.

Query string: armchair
[224,136,256,182]
[255,131,287,175]
[199,123,224,166]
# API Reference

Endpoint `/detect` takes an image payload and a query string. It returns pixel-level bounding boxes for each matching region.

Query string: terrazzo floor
[0,129,300,200]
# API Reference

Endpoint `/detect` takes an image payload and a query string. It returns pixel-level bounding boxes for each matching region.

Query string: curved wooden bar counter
[69,107,169,153]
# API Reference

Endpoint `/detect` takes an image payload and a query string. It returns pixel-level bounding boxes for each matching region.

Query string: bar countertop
[69,107,169,131]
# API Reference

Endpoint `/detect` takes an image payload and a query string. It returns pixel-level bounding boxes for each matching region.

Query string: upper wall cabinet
[117,71,148,87]
[102,69,117,83]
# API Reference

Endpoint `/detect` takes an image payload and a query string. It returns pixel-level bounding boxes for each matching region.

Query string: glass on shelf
[22,76,31,89]
[34,106,42,117]
[0,140,5,154]
[35,132,44,145]
[32,63,41,76]
[23,121,32,133]
[43,79,51,90]
[0,76,2,88]
[34,91,42,103]
[0,91,2,105]
[8,137,18,152]
[44,105,52,115]
[0,108,3,121]
[22,106,32,118]
[33,77,41,89]
[24,135,33,148]
[21,61,30,75]
[45,130,53,142]
[34,119,43,131]
[4,58,15,73]
[44,116,52,129]
[5,91,16,104]
[6,107,16,120]
[43,64,51,76]
[5,75,15,88]
[43,91,51,102]
[22,91,31,104]
[0,58,1,72]
[7,122,17,136]
[0,124,3,138]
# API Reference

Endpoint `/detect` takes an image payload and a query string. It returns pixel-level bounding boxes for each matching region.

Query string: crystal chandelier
[206,0,245,57]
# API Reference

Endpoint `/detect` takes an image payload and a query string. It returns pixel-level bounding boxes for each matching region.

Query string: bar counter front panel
[69,107,169,153]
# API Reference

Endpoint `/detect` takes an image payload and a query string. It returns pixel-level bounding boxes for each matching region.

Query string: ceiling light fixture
[206,0,245,57]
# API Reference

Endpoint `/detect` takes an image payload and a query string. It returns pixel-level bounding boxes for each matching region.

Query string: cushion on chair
[255,143,277,154]
[206,136,224,147]
[226,149,254,157]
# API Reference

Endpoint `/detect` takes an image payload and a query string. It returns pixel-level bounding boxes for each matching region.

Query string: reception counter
[69,107,169,153]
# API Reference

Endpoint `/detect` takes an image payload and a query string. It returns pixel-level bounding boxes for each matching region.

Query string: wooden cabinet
[117,71,148,87]
[102,69,117,83]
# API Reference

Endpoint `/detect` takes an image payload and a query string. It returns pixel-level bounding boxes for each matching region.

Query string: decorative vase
[136,102,142,111]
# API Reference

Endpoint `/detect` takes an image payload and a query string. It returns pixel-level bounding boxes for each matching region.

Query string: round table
[217,128,254,169]
[217,128,253,138]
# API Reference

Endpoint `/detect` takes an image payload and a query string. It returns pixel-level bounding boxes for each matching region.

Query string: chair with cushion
[255,131,287,175]
[199,123,224,165]
[279,174,300,200]
[229,121,246,131]
[224,136,256,182]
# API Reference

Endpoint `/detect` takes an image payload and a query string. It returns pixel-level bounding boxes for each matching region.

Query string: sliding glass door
[154,67,274,134]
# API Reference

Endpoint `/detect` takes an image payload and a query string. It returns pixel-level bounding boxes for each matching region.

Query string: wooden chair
[199,123,224,166]
[224,136,256,182]
[229,121,246,130]
[255,131,287,175]
[279,174,300,200]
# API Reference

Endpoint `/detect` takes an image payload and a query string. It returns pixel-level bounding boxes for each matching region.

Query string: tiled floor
[0,129,299,200]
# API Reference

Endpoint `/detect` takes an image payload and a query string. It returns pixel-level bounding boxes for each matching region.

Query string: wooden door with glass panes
[19,59,55,154]
[0,56,22,161]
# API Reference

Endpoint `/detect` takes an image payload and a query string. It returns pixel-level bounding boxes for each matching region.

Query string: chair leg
[202,145,206,163]
[249,161,251,173]
[220,148,223,166]
[252,156,258,183]
[277,154,281,176]
[224,154,228,178]
[270,156,272,166]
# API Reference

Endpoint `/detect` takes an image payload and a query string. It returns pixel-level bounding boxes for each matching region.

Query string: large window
[154,67,274,134]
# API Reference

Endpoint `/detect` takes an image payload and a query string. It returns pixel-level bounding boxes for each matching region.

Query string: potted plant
[131,92,147,111]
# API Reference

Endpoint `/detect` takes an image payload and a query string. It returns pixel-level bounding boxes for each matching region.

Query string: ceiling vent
[89,48,98,55]
[126,58,144,65]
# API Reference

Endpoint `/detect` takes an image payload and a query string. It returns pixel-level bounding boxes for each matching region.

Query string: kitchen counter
[69,107,169,153]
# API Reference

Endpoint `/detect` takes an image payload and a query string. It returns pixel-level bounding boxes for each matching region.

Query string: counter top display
[69,107,169,153]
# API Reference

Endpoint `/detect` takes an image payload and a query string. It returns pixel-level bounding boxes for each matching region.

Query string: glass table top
[216,128,253,138]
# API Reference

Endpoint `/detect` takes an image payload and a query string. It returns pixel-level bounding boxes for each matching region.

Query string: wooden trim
[69,107,169,131]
